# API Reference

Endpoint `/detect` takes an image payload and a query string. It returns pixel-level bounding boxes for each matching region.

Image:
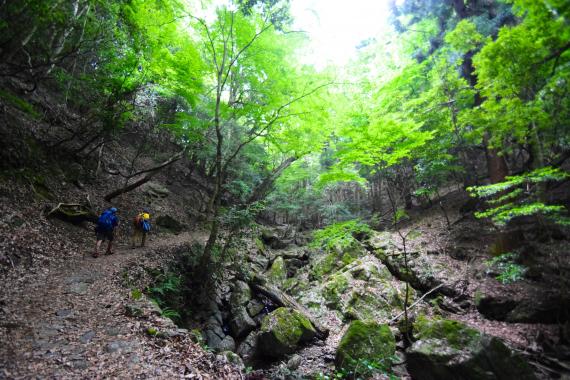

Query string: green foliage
[486,253,526,284]
[146,271,184,323]
[315,357,399,380]
[311,220,372,252]
[468,167,570,226]
[131,288,143,301]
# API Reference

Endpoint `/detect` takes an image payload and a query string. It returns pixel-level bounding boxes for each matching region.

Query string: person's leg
[136,228,142,247]
[141,232,146,247]
[105,230,115,254]
[131,228,137,248]
[94,239,102,257]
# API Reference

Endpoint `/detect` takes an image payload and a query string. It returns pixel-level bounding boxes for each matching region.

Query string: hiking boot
[92,252,99,258]
[105,251,115,255]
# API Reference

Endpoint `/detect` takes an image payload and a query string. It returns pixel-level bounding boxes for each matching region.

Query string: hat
[143,207,150,213]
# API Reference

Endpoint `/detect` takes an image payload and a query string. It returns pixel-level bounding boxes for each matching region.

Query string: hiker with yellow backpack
[132,208,151,248]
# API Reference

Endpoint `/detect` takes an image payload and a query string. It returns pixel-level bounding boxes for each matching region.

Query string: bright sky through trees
[290,0,395,67]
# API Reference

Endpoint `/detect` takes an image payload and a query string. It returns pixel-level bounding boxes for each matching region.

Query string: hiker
[94,207,119,258]
[132,208,151,248]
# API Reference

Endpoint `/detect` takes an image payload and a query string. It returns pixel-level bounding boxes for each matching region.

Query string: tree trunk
[247,157,296,204]
[103,148,185,201]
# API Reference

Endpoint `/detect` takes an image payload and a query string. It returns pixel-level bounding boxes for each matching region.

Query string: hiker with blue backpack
[93,207,119,258]
[131,208,151,248]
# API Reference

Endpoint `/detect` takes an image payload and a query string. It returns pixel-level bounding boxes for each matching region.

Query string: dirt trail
[0,231,240,379]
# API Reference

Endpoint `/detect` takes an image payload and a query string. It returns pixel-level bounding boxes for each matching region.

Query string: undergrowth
[486,252,526,284]
[314,357,399,380]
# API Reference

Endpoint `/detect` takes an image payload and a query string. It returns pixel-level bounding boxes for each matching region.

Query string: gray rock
[205,329,224,349]
[79,331,96,344]
[230,281,251,309]
[55,309,73,318]
[69,282,89,295]
[261,229,287,249]
[230,306,256,339]
[72,359,88,369]
[237,331,259,364]
[246,299,265,317]
[287,354,302,370]
[249,254,269,272]
[218,335,236,352]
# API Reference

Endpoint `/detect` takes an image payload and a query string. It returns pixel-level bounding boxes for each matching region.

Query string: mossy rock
[311,252,338,279]
[258,307,316,358]
[267,256,287,286]
[407,317,537,380]
[230,281,251,309]
[323,273,351,308]
[344,290,392,321]
[414,316,480,349]
[335,320,396,373]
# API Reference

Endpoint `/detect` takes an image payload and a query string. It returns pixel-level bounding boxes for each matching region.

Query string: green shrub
[311,219,372,252]
[486,253,526,284]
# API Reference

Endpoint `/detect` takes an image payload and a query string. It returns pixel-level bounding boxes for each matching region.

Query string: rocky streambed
[191,225,558,380]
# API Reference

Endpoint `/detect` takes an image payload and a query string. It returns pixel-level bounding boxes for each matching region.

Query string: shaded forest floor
[0,230,242,379]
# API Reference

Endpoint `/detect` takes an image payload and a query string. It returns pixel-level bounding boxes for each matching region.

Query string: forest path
[0,230,240,379]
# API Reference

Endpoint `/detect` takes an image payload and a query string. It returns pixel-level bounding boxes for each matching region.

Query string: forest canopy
[1,0,569,235]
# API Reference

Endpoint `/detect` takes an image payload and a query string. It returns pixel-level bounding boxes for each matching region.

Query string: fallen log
[248,274,329,340]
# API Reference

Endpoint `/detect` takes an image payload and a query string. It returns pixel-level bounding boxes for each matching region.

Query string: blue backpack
[97,210,115,231]
[141,219,151,232]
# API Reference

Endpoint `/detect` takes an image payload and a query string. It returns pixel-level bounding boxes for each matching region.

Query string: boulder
[204,328,224,349]
[155,215,184,234]
[475,282,570,323]
[407,317,537,380]
[322,272,351,309]
[258,307,316,358]
[237,331,259,364]
[335,320,396,373]
[321,262,414,321]
[229,306,256,339]
[248,253,269,272]
[246,299,265,317]
[267,256,287,286]
[217,335,236,352]
[230,281,251,310]
[367,232,460,298]
[261,229,287,249]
